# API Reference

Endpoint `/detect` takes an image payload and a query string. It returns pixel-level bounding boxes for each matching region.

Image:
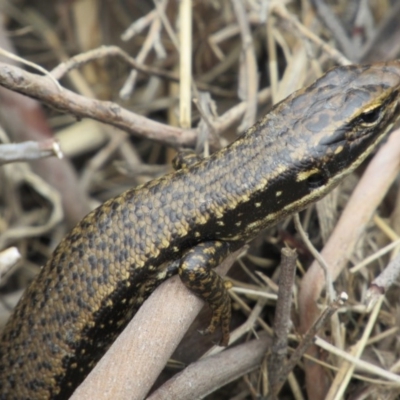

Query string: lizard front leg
[178,240,241,346]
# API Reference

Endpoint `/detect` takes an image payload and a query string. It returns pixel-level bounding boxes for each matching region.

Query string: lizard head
[281,60,400,192]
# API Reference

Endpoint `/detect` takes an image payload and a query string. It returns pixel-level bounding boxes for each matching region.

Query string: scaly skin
[1,61,400,399]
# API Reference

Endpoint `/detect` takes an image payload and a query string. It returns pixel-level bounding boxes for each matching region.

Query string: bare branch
[0,139,62,165]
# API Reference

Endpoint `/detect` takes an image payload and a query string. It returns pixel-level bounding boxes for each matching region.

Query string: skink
[1,61,400,399]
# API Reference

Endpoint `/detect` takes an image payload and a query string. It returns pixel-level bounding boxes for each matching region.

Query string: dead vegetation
[0,0,400,399]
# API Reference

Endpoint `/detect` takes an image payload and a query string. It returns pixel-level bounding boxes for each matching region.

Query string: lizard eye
[306,172,326,189]
[359,107,382,126]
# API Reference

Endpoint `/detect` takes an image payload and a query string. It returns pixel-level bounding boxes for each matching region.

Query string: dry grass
[0,1,400,399]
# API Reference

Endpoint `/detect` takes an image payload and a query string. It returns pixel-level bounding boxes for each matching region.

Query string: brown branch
[298,127,400,399]
[70,248,244,400]
[148,334,271,400]
[0,62,272,151]
[267,248,297,398]
[366,253,400,310]
[0,139,62,165]
[0,61,196,148]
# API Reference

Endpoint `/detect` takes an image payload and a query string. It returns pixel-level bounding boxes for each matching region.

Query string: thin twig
[0,46,62,91]
[366,254,400,311]
[121,9,157,41]
[268,248,297,397]
[273,293,347,395]
[0,247,21,282]
[231,0,258,131]
[0,139,62,165]
[310,0,355,59]
[120,0,168,99]
[350,236,400,273]
[325,296,384,400]
[50,45,235,98]
[179,0,193,129]
[272,4,351,66]
[0,163,63,248]
[294,213,335,303]
[315,335,400,384]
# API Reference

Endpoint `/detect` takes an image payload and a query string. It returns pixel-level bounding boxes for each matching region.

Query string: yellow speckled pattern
[1,61,400,399]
